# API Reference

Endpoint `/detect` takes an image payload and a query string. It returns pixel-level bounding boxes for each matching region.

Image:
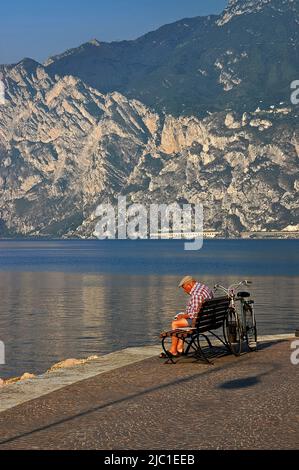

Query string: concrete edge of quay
[0,333,295,414]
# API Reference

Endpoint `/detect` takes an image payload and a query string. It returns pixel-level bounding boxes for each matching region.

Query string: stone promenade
[0,335,298,450]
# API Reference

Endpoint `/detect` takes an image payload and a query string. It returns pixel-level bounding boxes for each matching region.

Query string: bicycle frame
[214,280,253,337]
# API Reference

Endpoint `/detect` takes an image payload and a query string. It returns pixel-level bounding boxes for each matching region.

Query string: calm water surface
[0,239,298,378]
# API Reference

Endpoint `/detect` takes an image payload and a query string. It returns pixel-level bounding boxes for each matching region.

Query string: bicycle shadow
[256,339,286,351]
[179,339,287,365]
[218,349,282,390]
[219,375,260,389]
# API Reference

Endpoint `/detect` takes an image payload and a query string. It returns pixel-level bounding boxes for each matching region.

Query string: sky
[0,0,228,65]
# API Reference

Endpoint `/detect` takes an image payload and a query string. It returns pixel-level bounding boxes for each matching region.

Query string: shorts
[187,318,193,327]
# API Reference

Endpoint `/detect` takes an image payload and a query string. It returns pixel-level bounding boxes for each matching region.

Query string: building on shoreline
[150,230,221,239]
[150,229,299,240]
[240,231,299,239]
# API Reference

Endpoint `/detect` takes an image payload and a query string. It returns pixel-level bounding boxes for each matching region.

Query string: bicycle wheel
[224,308,242,356]
[244,303,257,351]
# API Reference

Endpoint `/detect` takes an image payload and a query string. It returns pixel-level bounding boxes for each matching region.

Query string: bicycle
[214,280,258,356]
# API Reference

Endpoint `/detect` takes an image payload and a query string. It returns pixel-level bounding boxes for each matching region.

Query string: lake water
[0,239,298,379]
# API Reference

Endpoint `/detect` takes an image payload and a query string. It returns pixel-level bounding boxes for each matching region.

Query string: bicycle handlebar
[214,280,253,296]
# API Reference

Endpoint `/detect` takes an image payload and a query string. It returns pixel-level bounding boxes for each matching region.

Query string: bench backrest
[193,296,230,333]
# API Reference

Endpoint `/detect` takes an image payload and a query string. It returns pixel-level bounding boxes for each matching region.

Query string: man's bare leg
[177,338,184,354]
[169,319,189,355]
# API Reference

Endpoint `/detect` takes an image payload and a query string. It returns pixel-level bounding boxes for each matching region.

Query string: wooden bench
[160,296,231,364]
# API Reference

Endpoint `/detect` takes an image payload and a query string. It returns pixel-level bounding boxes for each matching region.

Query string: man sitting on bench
[159,276,214,358]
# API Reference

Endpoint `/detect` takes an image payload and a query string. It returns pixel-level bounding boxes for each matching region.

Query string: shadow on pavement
[257,339,286,351]
[0,339,287,447]
[0,352,253,447]
[219,376,260,389]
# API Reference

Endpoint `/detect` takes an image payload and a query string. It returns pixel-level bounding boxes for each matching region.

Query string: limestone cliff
[0,60,298,237]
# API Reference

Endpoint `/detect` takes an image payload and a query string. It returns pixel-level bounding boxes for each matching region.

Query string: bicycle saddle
[237,291,250,298]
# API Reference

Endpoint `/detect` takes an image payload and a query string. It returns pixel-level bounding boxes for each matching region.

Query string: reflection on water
[0,240,298,378]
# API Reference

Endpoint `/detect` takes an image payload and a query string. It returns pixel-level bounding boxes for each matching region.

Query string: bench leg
[193,337,214,365]
[209,330,231,353]
[201,334,213,349]
[184,339,192,356]
[161,337,177,364]
[184,335,213,365]
[184,337,198,356]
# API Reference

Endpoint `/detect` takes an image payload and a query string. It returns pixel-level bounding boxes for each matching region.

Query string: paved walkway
[0,337,298,450]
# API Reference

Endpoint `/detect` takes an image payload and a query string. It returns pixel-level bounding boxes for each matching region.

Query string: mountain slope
[0,60,160,236]
[0,59,298,238]
[44,0,299,117]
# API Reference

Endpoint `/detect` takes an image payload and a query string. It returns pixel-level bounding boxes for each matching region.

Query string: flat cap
[178,275,195,288]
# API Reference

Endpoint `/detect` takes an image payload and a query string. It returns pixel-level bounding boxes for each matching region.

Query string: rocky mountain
[0,56,298,238]
[44,0,299,117]
[0,0,298,238]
